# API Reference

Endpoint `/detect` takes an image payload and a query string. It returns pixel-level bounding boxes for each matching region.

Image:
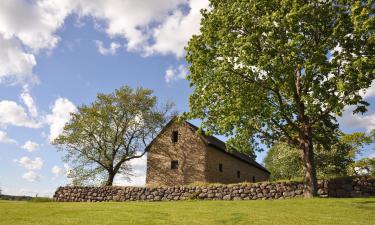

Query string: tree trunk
[105,172,115,186]
[299,124,318,198]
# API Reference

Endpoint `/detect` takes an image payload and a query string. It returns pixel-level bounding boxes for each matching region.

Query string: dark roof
[184,121,270,174]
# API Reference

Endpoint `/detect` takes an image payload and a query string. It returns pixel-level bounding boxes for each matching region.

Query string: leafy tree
[53,86,175,186]
[265,132,372,180]
[185,0,374,196]
[264,142,303,180]
[351,157,375,176]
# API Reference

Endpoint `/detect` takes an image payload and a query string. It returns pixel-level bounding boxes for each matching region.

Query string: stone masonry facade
[54,176,375,202]
[146,119,270,186]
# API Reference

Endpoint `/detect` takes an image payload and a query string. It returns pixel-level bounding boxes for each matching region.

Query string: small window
[219,163,223,172]
[252,176,256,183]
[171,131,178,143]
[237,170,240,178]
[171,160,178,169]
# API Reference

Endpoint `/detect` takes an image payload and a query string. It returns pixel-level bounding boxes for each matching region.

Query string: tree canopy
[53,86,175,186]
[186,0,374,196]
[352,157,375,176]
[265,132,372,180]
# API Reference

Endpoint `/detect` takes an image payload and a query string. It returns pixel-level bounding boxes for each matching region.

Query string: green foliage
[265,132,372,180]
[264,143,303,180]
[352,157,375,176]
[185,0,374,195]
[186,0,374,151]
[53,86,175,186]
[0,199,374,225]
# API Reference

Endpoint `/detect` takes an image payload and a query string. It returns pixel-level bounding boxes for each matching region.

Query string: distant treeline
[0,194,33,201]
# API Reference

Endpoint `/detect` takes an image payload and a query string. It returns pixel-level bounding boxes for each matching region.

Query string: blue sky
[0,0,374,197]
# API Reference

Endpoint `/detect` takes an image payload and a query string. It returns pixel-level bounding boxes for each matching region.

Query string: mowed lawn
[0,198,374,225]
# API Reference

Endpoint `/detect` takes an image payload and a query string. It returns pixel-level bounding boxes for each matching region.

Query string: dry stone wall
[54,176,375,202]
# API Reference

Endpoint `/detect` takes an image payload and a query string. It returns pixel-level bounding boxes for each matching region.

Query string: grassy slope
[0,198,374,225]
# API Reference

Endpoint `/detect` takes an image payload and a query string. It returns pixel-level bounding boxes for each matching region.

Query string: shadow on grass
[352,198,375,210]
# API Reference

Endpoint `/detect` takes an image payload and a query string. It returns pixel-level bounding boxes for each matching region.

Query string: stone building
[146,118,270,186]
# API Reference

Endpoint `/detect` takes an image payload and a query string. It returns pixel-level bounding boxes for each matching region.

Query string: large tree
[265,132,372,180]
[53,86,175,186]
[186,0,374,196]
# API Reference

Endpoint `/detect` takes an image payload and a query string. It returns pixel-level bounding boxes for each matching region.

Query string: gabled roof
[184,121,270,174]
[146,118,270,174]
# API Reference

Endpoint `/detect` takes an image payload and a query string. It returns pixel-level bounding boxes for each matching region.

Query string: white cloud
[22,171,41,182]
[147,0,209,57]
[360,81,375,99]
[20,90,38,117]
[45,98,77,141]
[21,140,39,152]
[0,100,40,128]
[0,0,74,84]
[114,155,147,186]
[75,0,186,51]
[95,40,121,55]
[165,64,188,83]
[0,130,16,144]
[0,35,37,84]
[0,0,73,52]
[51,164,69,180]
[0,0,207,84]
[51,165,63,179]
[339,106,375,132]
[15,156,43,170]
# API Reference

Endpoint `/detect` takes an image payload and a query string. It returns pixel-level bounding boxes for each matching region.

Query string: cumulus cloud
[0,0,74,84]
[75,0,186,51]
[21,140,39,152]
[0,130,16,144]
[114,155,147,186]
[0,0,73,52]
[146,0,209,57]
[0,0,208,84]
[165,64,188,83]
[45,98,77,141]
[22,171,41,182]
[20,90,38,117]
[51,165,63,180]
[338,106,375,132]
[51,164,69,180]
[0,35,37,84]
[15,156,43,170]
[95,40,121,55]
[360,81,375,99]
[0,100,40,128]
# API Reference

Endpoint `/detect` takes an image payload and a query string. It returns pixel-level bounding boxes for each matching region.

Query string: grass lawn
[0,198,374,225]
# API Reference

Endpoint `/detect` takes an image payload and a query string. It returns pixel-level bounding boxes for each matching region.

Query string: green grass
[1,198,374,225]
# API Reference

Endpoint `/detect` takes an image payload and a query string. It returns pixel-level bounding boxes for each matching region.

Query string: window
[171,131,178,143]
[252,176,256,183]
[171,160,178,169]
[219,163,223,172]
[237,170,240,178]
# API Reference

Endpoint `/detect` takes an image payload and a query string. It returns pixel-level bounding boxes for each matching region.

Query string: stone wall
[54,176,375,202]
